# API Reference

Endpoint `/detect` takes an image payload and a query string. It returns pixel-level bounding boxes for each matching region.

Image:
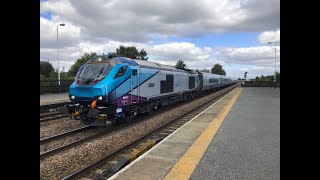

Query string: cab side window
[132,69,137,76]
[114,66,128,78]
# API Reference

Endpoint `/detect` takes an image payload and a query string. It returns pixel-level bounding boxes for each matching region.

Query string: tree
[68,52,97,77]
[175,60,187,69]
[40,74,47,80]
[107,52,117,58]
[49,69,58,80]
[138,49,148,60]
[116,45,148,60]
[59,67,72,79]
[211,64,226,75]
[40,61,54,78]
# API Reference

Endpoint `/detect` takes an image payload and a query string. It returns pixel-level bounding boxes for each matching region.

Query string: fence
[40,79,75,94]
[241,81,280,87]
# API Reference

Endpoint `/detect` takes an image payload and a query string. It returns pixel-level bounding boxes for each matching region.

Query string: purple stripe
[115,94,148,107]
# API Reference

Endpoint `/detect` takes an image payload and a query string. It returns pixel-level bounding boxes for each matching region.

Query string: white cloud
[40,41,215,71]
[213,45,280,79]
[40,40,280,78]
[216,46,280,67]
[40,0,280,77]
[258,29,280,44]
[40,0,279,42]
[40,17,81,48]
[150,42,212,61]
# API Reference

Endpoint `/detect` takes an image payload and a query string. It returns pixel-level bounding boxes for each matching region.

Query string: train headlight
[97,96,103,101]
[71,95,75,100]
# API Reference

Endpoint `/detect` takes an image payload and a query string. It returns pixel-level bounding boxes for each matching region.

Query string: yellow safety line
[164,88,242,180]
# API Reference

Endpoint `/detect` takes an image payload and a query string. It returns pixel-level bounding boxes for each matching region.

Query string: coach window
[114,66,128,78]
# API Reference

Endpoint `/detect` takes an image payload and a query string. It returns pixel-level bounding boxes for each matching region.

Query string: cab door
[129,66,140,103]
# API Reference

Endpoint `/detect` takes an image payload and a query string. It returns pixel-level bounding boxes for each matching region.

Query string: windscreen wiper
[95,66,105,79]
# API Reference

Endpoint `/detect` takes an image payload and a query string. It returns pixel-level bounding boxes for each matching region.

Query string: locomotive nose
[69,85,108,105]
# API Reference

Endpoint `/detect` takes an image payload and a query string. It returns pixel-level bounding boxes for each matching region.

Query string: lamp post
[57,23,65,94]
[268,41,280,89]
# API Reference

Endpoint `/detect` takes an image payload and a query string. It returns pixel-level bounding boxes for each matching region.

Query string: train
[61,55,238,126]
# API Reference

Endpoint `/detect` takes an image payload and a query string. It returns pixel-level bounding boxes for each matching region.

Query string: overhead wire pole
[268,41,280,89]
[274,42,276,88]
[57,23,65,94]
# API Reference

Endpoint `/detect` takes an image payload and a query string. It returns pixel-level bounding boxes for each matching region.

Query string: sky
[40,0,280,79]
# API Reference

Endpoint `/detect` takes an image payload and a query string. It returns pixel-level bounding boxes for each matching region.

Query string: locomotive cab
[62,56,138,126]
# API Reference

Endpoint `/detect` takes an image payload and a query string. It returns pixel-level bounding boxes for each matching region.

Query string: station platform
[109,87,280,180]
[40,93,70,106]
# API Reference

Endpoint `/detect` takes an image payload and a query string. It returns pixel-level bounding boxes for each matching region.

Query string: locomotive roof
[90,55,197,74]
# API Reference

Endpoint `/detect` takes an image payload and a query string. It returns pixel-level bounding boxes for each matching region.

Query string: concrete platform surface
[109,87,280,180]
[190,87,280,180]
[40,93,70,106]
[109,88,240,180]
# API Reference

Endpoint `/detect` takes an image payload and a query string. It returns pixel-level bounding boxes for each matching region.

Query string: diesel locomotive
[61,55,238,126]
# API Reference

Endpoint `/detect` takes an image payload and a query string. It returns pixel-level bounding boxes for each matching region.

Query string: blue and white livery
[62,55,238,126]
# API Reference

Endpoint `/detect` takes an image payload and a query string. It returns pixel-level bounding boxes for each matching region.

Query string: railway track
[40,105,173,160]
[40,101,70,113]
[40,126,108,160]
[40,111,68,123]
[40,111,60,118]
[60,83,239,179]
[40,126,92,144]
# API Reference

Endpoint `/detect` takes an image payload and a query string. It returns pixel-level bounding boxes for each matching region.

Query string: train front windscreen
[75,62,112,86]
